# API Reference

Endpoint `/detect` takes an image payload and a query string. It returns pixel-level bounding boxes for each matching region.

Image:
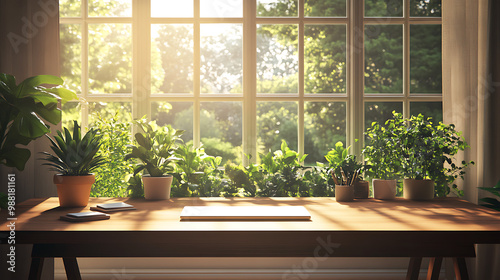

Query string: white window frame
[60,0,442,162]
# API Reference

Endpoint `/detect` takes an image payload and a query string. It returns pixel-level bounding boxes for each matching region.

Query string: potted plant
[125,121,184,200]
[363,115,403,200]
[40,121,105,207]
[398,113,473,200]
[0,73,77,171]
[326,142,362,202]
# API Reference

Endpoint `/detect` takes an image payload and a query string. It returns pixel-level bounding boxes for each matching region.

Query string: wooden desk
[1,197,500,280]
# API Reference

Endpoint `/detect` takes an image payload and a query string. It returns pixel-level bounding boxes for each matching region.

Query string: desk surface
[1,197,500,257]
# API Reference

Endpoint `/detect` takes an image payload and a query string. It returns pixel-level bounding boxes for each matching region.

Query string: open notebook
[180,206,311,221]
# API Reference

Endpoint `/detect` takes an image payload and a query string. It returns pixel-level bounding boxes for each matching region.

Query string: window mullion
[350,0,364,157]
[298,0,305,157]
[193,0,201,147]
[81,0,89,129]
[403,0,411,119]
[132,0,151,124]
[243,0,257,164]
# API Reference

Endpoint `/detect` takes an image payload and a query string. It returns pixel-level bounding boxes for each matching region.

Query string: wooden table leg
[28,257,44,280]
[453,257,469,280]
[426,257,443,280]
[63,257,82,280]
[406,257,422,280]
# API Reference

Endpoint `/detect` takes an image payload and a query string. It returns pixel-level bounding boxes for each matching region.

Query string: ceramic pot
[403,179,435,200]
[335,185,354,202]
[54,174,95,207]
[142,175,173,200]
[372,179,397,200]
[354,180,370,199]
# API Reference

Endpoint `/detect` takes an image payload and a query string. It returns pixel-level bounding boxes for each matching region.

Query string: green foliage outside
[89,113,133,197]
[60,0,443,167]
[57,1,450,199]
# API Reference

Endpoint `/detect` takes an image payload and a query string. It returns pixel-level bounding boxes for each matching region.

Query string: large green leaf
[15,75,63,98]
[1,146,31,171]
[14,111,50,139]
[45,87,78,104]
[35,103,61,125]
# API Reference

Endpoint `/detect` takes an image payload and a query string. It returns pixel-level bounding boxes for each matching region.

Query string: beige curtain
[0,0,60,279]
[443,0,500,279]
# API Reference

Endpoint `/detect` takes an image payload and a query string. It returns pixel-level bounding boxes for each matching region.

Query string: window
[60,0,442,165]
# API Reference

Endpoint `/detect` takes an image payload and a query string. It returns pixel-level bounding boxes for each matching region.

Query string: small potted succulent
[398,113,473,200]
[125,121,184,200]
[326,142,362,202]
[40,121,105,207]
[363,115,403,200]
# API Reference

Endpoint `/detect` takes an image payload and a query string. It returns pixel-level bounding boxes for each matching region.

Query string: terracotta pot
[142,175,173,200]
[335,185,354,202]
[54,174,95,207]
[354,180,370,199]
[403,179,435,200]
[372,179,397,200]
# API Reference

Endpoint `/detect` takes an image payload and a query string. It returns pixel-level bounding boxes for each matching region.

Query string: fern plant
[40,120,105,175]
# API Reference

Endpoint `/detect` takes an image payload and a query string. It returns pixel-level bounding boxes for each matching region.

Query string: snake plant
[40,120,106,175]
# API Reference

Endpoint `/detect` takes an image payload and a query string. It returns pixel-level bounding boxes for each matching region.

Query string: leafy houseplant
[397,113,473,199]
[0,74,77,171]
[363,115,403,199]
[256,140,308,197]
[479,180,500,211]
[40,121,105,207]
[326,142,362,202]
[125,121,184,199]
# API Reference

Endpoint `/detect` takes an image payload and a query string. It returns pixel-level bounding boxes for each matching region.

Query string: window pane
[305,25,346,94]
[364,102,402,130]
[257,102,298,154]
[151,24,193,94]
[410,25,442,93]
[151,102,193,142]
[88,24,132,94]
[201,0,243,17]
[410,102,442,123]
[152,0,193,17]
[257,0,298,17]
[201,24,242,94]
[365,0,403,17]
[60,0,81,17]
[62,102,82,131]
[60,24,81,94]
[89,102,132,125]
[365,25,403,94]
[200,102,242,164]
[257,25,298,94]
[88,0,131,17]
[410,0,441,17]
[305,0,346,17]
[305,102,346,165]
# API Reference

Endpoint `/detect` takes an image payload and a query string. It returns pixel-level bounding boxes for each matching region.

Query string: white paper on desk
[180,206,311,221]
